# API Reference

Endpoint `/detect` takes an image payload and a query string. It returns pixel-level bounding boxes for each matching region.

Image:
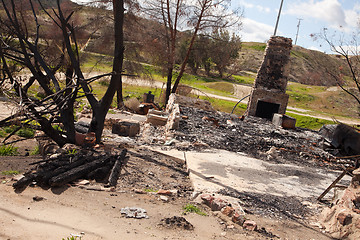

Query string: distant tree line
[179,29,241,78]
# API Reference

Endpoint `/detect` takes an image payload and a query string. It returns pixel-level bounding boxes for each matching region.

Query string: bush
[287,113,335,130]
[183,204,207,216]
[17,128,35,138]
[98,78,110,86]
[1,125,35,138]
[1,170,20,175]
[30,146,40,155]
[124,98,140,112]
[0,145,18,156]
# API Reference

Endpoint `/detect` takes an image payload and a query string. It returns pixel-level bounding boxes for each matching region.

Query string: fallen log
[39,156,88,184]
[107,149,127,187]
[12,173,36,190]
[13,154,88,190]
[49,155,112,187]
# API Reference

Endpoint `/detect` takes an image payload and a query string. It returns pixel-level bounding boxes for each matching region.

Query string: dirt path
[0,183,234,240]
[0,151,278,240]
[285,109,360,125]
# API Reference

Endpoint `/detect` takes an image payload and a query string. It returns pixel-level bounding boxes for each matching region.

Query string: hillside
[2,2,359,120]
[1,1,351,89]
[238,42,349,86]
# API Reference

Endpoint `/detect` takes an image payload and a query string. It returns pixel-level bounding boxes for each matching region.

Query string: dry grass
[124,98,141,112]
[205,82,234,94]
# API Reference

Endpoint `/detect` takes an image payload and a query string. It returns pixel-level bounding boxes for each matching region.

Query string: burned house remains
[247,36,292,120]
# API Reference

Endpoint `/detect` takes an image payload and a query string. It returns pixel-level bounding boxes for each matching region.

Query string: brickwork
[247,36,292,118]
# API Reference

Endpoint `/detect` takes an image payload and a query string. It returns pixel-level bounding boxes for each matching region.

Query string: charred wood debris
[13,148,128,192]
[175,107,359,171]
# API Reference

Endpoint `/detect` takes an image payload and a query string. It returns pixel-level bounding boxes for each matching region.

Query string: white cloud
[344,9,359,28]
[256,6,271,13]
[334,45,360,55]
[286,0,347,29]
[239,2,254,9]
[355,3,360,12]
[241,18,274,42]
[238,0,271,14]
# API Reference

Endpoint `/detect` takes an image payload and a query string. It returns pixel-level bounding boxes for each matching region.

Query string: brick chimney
[247,36,292,119]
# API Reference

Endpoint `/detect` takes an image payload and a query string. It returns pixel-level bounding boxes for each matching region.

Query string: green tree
[179,34,212,75]
[209,29,241,78]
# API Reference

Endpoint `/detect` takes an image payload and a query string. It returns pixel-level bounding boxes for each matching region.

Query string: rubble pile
[319,169,360,239]
[218,188,310,220]
[159,216,194,230]
[176,106,353,170]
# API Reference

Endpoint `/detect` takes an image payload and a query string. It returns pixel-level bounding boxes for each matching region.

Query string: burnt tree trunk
[165,66,173,105]
[90,0,125,142]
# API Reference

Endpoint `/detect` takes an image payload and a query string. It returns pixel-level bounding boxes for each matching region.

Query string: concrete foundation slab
[152,148,350,199]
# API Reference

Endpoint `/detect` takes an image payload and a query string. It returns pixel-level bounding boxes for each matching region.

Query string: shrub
[1,170,20,175]
[17,128,35,138]
[0,145,18,156]
[183,204,207,216]
[30,146,40,155]
[98,78,110,86]
[124,97,140,112]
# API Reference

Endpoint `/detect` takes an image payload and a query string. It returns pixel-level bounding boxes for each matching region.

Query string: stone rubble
[319,168,360,239]
[200,194,246,225]
[120,207,148,219]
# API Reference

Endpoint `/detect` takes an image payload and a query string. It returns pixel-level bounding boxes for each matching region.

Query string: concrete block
[221,206,235,217]
[148,109,167,116]
[272,113,296,129]
[166,93,215,112]
[200,194,214,206]
[337,212,352,226]
[146,114,168,126]
[232,212,245,225]
[166,104,180,130]
[112,120,140,137]
[210,198,228,211]
[243,220,257,231]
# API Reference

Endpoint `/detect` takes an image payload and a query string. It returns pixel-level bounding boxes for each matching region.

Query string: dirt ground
[0,143,334,240]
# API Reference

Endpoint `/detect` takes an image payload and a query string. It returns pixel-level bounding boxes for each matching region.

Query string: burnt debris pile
[13,148,127,191]
[176,106,355,170]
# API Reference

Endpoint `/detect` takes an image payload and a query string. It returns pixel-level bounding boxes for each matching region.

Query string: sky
[72,0,359,53]
[233,0,359,53]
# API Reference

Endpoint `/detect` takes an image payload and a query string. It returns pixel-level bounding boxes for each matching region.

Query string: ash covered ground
[175,107,353,171]
[167,106,355,221]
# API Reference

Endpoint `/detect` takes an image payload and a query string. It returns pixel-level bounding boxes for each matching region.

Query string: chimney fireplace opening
[255,101,280,120]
